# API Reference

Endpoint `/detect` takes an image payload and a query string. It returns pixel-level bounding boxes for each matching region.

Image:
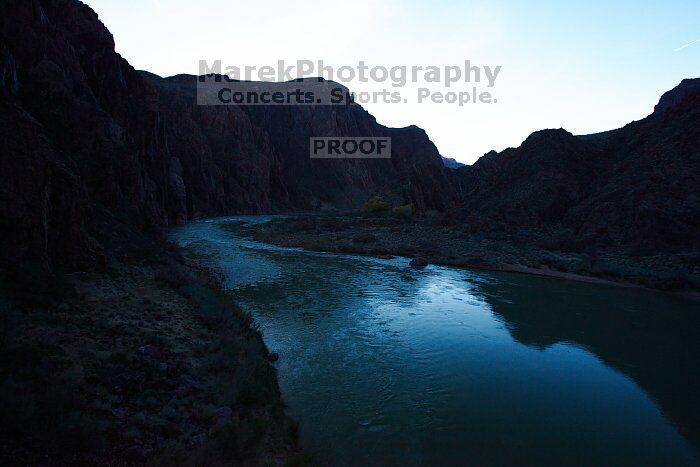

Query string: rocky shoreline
[245,213,700,296]
[0,243,307,466]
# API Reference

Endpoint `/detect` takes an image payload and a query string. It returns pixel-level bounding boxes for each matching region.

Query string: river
[171,216,700,466]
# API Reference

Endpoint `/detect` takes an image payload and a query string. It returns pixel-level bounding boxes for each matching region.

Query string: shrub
[364,196,391,213]
[392,204,414,219]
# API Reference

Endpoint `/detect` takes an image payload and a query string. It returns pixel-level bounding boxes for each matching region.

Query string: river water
[171,216,700,466]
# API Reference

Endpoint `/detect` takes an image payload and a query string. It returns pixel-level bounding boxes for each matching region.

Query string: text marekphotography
[197,60,501,107]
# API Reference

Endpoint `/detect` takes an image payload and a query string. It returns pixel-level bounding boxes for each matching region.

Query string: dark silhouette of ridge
[451,83,700,255]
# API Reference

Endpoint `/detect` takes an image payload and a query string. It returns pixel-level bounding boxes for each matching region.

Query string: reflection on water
[171,217,700,466]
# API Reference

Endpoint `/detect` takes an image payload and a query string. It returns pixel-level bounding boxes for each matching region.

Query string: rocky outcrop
[145,74,454,214]
[1,0,164,276]
[0,0,453,276]
[654,78,700,114]
[441,156,464,169]
[454,129,605,225]
[452,80,700,253]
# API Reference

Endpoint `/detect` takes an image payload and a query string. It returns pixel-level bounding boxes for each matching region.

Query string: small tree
[364,196,391,213]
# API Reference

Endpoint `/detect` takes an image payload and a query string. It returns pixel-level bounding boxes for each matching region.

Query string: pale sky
[83,0,700,164]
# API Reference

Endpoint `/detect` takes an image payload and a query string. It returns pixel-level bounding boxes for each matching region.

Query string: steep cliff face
[1,0,173,275]
[0,0,453,275]
[0,97,98,275]
[141,73,291,220]
[453,81,700,253]
[654,78,700,114]
[146,74,454,212]
[241,98,452,211]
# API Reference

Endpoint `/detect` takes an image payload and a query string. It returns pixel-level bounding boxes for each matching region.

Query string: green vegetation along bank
[248,211,700,296]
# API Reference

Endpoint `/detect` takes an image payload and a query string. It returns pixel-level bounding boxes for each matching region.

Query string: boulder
[266,352,280,362]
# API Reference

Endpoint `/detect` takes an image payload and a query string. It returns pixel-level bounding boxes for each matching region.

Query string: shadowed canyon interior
[0,0,699,465]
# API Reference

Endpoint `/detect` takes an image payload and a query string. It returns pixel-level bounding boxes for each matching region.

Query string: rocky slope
[0,241,305,465]
[654,77,700,113]
[0,0,453,279]
[451,80,700,255]
[441,156,465,169]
